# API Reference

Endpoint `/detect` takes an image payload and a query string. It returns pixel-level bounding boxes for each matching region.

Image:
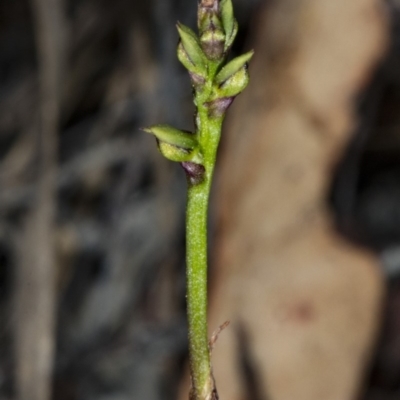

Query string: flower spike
[142,2,253,398]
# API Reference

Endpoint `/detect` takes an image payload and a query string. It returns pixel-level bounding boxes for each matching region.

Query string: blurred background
[1,0,400,399]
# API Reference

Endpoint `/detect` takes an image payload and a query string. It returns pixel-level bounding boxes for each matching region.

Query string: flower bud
[158,142,194,162]
[188,71,206,89]
[214,50,254,85]
[198,0,226,60]
[200,27,225,61]
[177,23,207,73]
[198,0,219,31]
[220,0,237,50]
[205,97,234,118]
[217,64,250,98]
[142,125,198,150]
[177,43,207,87]
[181,162,206,185]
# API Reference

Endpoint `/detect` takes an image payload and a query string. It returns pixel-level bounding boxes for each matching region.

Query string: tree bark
[14,0,65,399]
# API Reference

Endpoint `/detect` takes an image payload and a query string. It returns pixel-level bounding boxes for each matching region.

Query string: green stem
[186,98,223,399]
[186,179,211,399]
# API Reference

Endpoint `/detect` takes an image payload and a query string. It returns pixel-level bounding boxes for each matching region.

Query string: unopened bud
[217,64,250,97]
[215,51,254,85]
[198,0,226,60]
[200,27,225,61]
[177,23,207,73]
[181,162,206,185]
[205,97,234,118]
[189,71,206,89]
[158,142,194,162]
[142,125,198,150]
[220,0,237,50]
[177,43,207,82]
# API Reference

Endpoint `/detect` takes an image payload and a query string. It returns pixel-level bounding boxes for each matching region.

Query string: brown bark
[14,0,66,399]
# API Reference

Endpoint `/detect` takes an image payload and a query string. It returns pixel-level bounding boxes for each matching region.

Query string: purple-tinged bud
[189,71,206,88]
[200,27,225,61]
[205,97,234,118]
[181,162,205,185]
[198,0,226,60]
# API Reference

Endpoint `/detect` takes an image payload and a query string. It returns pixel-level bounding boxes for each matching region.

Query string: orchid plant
[144,1,252,398]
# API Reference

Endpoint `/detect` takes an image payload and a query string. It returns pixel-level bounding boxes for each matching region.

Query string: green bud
[177,43,207,79]
[177,23,207,71]
[220,0,237,50]
[217,64,250,97]
[142,125,198,150]
[158,142,194,162]
[215,50,254,84]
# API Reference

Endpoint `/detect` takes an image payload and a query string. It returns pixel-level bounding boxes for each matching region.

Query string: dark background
[0,0,400,399]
